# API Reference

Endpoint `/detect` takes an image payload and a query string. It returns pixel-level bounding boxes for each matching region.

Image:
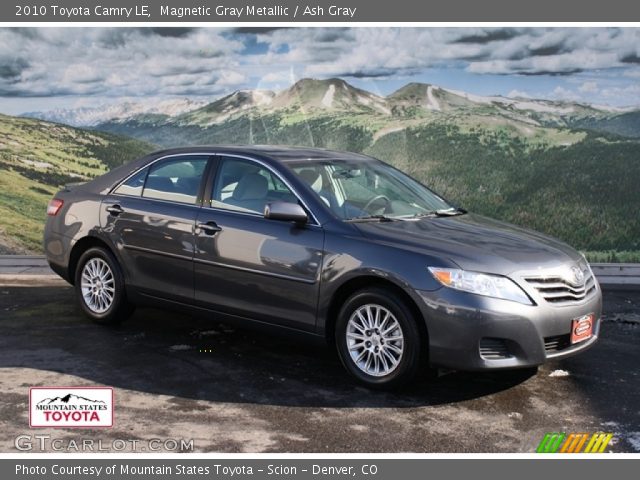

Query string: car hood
[354,213,583,276]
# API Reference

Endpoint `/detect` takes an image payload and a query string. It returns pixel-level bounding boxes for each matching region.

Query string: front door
[193,155,324,331]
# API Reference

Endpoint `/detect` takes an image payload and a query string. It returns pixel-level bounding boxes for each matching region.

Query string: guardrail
[590,263,640,288]
[0,255,54,275]
[1,256,639,288]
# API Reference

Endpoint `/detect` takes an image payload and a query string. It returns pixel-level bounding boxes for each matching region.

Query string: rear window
[141,156,208,205]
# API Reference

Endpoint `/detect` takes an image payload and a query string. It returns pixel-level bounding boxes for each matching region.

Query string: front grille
[544,334,571,353]
[479,338,512,360]
[524,268,596,305]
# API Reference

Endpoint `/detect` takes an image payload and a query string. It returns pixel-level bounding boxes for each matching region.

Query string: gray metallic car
[44,146,601,388]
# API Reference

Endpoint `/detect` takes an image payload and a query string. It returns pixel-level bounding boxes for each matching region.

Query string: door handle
[106,204,123,216]
[197,221,222,235]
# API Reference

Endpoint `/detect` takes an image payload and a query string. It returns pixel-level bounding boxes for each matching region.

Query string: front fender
[316,229,452,335]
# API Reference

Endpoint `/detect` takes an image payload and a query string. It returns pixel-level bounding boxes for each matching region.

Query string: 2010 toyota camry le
[44,145,602,388]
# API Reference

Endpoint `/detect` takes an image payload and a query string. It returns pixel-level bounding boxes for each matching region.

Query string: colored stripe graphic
[536,433,566,453]
[584,433,613,453]
[537,432,613,453]
[560,433,589,453]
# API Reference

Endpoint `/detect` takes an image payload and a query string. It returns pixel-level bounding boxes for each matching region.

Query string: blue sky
[1,27,639,115]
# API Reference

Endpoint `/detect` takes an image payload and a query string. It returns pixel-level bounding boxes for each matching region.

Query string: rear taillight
[47,198,64,216]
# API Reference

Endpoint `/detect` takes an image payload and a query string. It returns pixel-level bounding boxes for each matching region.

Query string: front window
[288,159,454,220]
[211,157,299,215]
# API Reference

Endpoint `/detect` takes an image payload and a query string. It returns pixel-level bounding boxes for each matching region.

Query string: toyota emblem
[570,266,585,286]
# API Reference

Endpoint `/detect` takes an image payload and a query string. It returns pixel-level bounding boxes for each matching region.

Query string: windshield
[287,159,454,220]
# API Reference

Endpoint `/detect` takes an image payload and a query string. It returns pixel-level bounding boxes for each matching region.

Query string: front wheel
[335,288,424,389]
[74,246,134,325]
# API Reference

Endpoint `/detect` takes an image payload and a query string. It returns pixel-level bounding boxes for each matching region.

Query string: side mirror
[264,201,308,224]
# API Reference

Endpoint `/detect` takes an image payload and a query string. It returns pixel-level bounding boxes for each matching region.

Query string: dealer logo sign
[29,387,113,428]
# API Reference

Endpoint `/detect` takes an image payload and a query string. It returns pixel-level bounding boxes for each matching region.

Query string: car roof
[145,145,374,164]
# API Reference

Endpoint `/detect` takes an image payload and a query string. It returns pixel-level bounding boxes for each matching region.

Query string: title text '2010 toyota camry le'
[44,146,601,388]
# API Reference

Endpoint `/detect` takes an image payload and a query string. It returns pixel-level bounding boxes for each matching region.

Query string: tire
[74,246,134,325]
[335,288,424,389]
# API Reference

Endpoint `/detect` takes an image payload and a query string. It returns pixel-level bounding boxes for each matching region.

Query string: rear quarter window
[113,168,148,197]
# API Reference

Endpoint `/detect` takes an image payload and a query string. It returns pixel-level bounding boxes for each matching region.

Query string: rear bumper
[43,230,73,283]
[416,284,602,371]
[48,261,71,283]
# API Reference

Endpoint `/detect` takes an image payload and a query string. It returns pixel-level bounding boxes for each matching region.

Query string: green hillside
[0,114,155,253]
[366,124,640,257]
[570,111,640,138]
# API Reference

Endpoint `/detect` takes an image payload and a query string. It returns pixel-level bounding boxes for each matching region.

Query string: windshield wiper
[346,214,396,223]
[436,207,467,216]
[413,207,467,218]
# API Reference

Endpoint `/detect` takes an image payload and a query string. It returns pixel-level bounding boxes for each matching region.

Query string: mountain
[0,114,155,253]
[23,98,208,127]
[25,78,637,136]
[98,78,640,141]
[270,78,390,113]
[38,394,106,405]
[386,83,633,130]
[94,78,640,259]
[388,83,478,113]
[174,78,390,128]
[175,90,276,127]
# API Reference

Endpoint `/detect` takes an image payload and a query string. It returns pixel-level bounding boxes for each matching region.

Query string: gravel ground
[0,285,638,453]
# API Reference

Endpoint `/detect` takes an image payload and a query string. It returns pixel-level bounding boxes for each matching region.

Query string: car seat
[224,173,269,213]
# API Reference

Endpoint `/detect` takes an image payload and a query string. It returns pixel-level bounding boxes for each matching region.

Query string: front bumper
[416,283,602,371]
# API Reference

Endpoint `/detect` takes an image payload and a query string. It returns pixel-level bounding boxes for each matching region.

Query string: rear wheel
[74,246,134,325]
[335,288,424,389]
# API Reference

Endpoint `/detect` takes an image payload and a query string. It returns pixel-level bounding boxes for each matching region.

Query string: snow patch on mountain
[589,104,633,113]
[442,87,504,105]
[322,85,336,108]
[358,94,391,114]
[442,87,585,114]
[509,100,575,114]
[252,90,274,107]
[426,85,441,111]
[23,98,208,127]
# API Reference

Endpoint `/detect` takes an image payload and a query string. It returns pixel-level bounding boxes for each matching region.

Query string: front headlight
[428,267,532,305]
[579,253,594,275]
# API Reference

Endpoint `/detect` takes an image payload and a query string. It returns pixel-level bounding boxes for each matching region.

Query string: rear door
[101,154,211,302]
[193,155,324,331]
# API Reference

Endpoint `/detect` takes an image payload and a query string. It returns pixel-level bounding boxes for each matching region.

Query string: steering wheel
[363,195,391,213]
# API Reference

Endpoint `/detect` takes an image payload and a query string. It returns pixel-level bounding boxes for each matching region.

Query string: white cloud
[601,83,640,101]
[216,70,247,86]
[0,28,245,98]
[551,86,581,102]
[1,27,640,109]
[257,27,640,79]
[467,51,620,75]
[579,81,599,93]
[507,90,532,99]
[260,71,293,84]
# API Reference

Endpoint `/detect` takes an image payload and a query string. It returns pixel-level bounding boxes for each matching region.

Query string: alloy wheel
[346,303,405,377]
[80,258,115,314]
